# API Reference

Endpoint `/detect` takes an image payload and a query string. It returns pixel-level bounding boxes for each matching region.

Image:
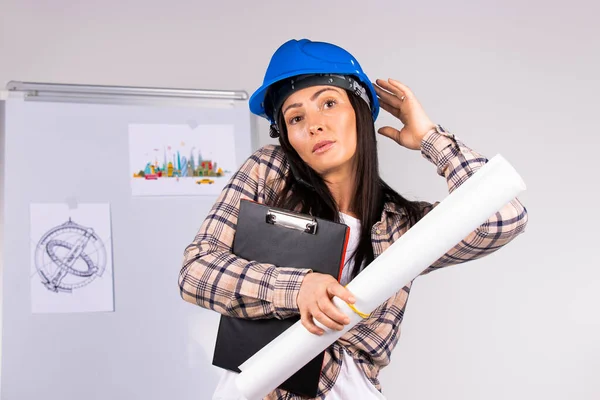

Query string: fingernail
[349,296,356,303]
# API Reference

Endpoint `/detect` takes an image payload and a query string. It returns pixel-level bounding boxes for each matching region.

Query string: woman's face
[281,85,357,178]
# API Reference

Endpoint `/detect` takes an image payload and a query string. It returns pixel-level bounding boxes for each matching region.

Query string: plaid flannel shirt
[179,130,528,399]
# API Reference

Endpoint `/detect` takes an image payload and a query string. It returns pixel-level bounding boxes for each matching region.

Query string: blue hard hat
[249,39,380,124]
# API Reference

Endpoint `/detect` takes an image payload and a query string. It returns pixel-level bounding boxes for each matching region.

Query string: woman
[179,39,528,400]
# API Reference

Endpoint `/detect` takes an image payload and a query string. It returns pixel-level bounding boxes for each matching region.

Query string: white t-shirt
[212,213,384,399]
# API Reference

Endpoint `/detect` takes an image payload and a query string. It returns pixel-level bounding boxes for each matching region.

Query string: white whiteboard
[0,96,254,399]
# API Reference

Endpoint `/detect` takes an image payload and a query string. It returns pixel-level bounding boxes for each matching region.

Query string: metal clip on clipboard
[266,209,318,234]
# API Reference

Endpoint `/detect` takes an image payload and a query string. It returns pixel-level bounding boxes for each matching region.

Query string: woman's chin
[311,160,347,177]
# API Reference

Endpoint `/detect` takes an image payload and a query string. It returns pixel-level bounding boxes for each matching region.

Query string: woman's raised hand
[373,78,436,150]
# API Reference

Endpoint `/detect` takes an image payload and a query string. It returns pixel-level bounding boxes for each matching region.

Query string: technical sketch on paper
[30,203,114,313]
[34,218,107,293]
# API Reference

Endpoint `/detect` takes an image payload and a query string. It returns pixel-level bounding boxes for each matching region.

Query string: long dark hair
[269,89,422,279]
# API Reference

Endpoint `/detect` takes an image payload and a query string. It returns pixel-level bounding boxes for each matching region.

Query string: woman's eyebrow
[310,87,339,101]
[283,88,341,116]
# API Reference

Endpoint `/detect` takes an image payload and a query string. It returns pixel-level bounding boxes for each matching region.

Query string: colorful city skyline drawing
[128,123,236,196]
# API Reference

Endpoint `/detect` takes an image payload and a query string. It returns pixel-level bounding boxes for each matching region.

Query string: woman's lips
[312,140,335,154]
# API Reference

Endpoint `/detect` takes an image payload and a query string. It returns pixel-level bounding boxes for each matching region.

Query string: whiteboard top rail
[6,81,249,103]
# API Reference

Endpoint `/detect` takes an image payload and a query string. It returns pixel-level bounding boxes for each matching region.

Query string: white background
[1,0,599,399]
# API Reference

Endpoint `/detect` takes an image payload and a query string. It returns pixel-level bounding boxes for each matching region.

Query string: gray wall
[1,0,599,399]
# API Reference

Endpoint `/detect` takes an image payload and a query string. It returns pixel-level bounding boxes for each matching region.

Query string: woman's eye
[324,99,337,109]
[289,115,303,125]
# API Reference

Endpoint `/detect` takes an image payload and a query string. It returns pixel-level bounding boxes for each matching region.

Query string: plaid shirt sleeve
[419,128,529,273]
[178,145,312,320]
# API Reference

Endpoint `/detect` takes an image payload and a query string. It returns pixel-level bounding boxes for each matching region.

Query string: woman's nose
[307,112,324,136]
[309,125,323,136]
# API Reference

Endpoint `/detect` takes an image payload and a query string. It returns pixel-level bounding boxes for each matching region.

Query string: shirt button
[375,229,381,235]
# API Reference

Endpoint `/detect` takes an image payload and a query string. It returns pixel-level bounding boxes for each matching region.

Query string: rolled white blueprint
[236,154,526,399]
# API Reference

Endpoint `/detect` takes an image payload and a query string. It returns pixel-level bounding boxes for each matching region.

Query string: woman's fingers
[311,307,345,332]
[373,83,402,107]
[317,296,350,326]
[301,311,324,335]
[297,274,355,336]
[301,300,347,335]
[374,78,396,93]
[377,126,402,143]
[387,78,412,97]
[326,282,355,304]
[374,78,409,100]
[378,99,401,117]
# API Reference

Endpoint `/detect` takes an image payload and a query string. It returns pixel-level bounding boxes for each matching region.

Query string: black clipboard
[212,199,350,398]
